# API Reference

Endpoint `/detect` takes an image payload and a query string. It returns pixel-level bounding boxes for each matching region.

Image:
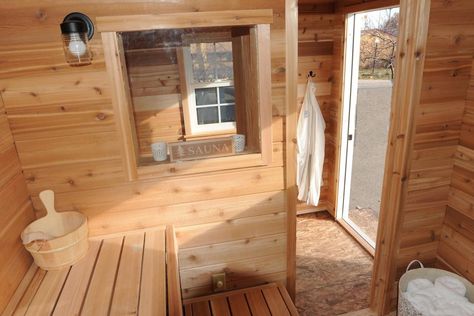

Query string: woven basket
[398,260,474,316]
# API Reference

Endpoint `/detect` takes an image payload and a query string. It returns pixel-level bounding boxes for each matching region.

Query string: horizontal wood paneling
[0,0,289,299]
[367,0,474,312]
[392,0,474,284]
[296,8,342,215]
[439,54,474,283]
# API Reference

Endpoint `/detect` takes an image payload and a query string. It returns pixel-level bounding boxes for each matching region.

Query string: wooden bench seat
[3,227,167,316]
[182,283,299,316]
[6,225,298,316]
[166,226,299,316]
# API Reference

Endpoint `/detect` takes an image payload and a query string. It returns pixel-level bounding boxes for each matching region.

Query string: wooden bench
[5,225,297,315]
[3,227,167,316]
[166,226,299,316]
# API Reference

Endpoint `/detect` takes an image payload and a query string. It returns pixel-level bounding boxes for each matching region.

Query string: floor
[296,212,374,316]
[3,228,166,316]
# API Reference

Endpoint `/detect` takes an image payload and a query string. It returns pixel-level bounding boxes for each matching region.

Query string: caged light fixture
[60,12,94,66]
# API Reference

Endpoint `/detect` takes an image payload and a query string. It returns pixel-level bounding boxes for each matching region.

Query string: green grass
[359,68,393,80]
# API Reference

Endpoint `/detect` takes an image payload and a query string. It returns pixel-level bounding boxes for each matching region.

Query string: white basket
[398,260,474,316]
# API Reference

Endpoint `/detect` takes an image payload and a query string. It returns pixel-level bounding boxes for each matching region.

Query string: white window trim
[182,46,236,135]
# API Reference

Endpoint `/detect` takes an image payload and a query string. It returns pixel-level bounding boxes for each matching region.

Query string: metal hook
[307,71,316,78]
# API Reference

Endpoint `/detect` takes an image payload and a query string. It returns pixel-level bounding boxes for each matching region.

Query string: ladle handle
[39,190,58,216]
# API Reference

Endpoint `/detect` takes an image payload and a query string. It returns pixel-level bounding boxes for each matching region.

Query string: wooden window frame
[181,44,236,135]
[98,10,273,181]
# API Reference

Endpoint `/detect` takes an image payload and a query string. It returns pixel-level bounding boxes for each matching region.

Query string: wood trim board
[96,10,274,32]
[369,0,431,314]
[284,0,298,301]
[100,12,274,181]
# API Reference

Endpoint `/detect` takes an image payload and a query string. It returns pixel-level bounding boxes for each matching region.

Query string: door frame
[333,0,431,314]
[335,11,380,252]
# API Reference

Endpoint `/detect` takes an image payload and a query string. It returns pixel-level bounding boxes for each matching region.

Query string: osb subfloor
[296,212,373,316]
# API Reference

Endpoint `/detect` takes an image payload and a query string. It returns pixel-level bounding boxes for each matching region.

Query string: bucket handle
[406,260,424,272]
[39,190,59,217]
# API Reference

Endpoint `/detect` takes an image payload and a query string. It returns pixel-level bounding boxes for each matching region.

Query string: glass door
[337,8,399,249]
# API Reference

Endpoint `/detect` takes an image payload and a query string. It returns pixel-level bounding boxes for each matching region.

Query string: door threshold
[337,219,375,257]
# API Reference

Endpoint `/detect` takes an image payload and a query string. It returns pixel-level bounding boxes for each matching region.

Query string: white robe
[297,79,326,206]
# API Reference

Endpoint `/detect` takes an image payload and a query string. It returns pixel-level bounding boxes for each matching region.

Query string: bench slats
[4,227,167,316]
[110,234,144,315]
[82,236,124,316]
[183,283,297,316]
[209,297,231,316]
[246,287,272,316]
[139,229,166,316]
[53,240,101,316]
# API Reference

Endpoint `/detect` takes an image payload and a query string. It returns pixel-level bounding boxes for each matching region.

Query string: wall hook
[307,71,316,78]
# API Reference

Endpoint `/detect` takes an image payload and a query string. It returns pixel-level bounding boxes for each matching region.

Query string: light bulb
[68,33,87,56]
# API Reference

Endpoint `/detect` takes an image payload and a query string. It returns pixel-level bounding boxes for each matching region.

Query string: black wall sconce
[60,12,94,66]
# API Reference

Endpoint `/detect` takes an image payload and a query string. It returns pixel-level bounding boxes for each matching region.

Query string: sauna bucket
[21,190,89,270]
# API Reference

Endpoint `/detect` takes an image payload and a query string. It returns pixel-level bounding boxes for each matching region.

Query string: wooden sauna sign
[169,137,235,162]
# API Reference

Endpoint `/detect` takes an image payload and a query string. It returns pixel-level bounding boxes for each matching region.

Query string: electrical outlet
[212,273,226,292]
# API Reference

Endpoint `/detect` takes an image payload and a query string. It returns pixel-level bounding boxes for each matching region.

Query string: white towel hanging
[296,78,326,206]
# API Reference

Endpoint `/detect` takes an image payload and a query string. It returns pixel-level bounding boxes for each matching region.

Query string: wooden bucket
[21,190,89,270]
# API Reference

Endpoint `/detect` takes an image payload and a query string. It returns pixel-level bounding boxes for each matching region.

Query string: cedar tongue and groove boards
[2,228,167,316]
[0,0,289,300]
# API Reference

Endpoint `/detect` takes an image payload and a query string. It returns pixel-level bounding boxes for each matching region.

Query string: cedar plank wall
[0,1,287,300]
[381,0,474,310]
[394,0,474,287]
[0,98,36,311]
[438,53,474,280]
[125,47,184,158]
[336,0,474,310]
[297,0,343,216]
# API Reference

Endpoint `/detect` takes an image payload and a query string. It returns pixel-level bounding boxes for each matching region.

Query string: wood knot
[169,167,176,173]
[454,34,463,45]
[93,87,102,95]
[67,179,75,185]
[26,175,36,182]
[60,106,66,111]
[36,9,47,21]
[96,112,107,120]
